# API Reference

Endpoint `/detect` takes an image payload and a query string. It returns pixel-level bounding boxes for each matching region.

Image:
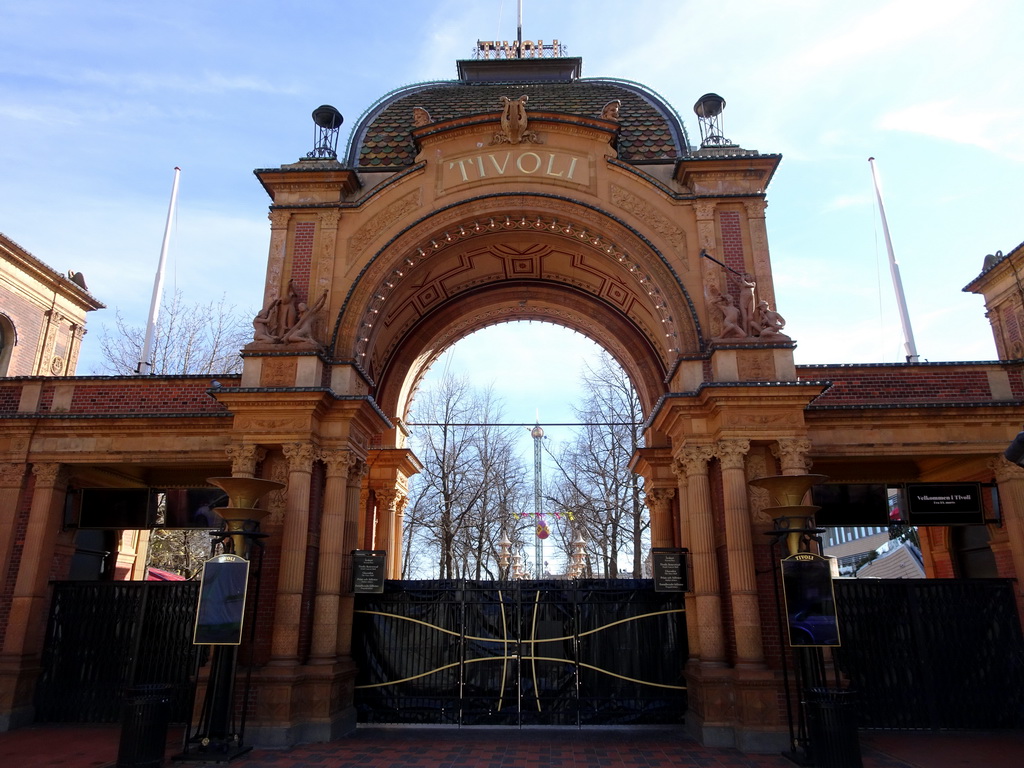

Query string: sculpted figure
[281,290,328,345]
[253,296,281,343]
[710,286,747,339]
[728,271,758,336]
[277,280,300,335]
[412,106,432,127]
[756,300,789,340]
[601,99,621,121]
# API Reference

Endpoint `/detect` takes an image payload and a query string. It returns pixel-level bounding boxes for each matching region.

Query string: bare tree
[95,289,250,375]
[403,372,530,579]
[547,353,648,577]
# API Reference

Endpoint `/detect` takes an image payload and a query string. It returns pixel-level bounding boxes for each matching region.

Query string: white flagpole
[868,157,919,362]
[517,0,523,58]
[137,167,181,374]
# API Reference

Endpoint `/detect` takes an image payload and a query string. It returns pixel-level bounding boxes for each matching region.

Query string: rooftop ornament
[307,104,344,160]
[693,93,732,148]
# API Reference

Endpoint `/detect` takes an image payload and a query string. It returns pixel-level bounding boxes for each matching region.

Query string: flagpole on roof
[517,0,523,58]
[137,167,181,375]
[869,157,919,363]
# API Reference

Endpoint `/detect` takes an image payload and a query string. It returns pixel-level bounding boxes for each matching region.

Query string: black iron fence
[35,580,201,723]
[834,578,1024,730]
[352,579,687,727]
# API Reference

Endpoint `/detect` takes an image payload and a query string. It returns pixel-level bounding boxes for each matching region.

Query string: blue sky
[2,0,1022,430]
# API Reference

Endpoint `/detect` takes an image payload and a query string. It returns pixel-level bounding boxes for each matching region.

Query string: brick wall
[799,362,1024,406]
[719,210,745,304]
[0,284,43,376]
[291,221,316,301]
[0,375,241,416]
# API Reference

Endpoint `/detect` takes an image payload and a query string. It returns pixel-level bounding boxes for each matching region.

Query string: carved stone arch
[374,280,668,424]
[329,193,705,378]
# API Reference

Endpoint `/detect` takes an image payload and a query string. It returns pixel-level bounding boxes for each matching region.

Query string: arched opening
[397,322,651,581]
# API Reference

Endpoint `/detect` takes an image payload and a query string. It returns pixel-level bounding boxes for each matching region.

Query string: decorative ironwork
[352,579,686,727]
[35,581,200,724]
[834,578,1024,730]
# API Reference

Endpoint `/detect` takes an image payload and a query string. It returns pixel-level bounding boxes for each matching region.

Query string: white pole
[868,157,919,362]
[517,0,523,58]
[137,167,181,374]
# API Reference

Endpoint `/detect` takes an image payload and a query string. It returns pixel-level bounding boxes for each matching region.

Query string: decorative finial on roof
[493,95,541,146]
[412,106,432,127]
[600,100,621,122]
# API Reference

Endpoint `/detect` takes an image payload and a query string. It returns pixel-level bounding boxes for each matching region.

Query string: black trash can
[805,687,862,768]
[117,684,173,768]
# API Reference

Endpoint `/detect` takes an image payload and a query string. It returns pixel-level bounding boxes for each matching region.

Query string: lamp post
[179,476,283,761]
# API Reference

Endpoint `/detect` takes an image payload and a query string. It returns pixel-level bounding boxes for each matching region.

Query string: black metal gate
[34,580,201,723]
[833,578,1024,730]
[352,579,687,726]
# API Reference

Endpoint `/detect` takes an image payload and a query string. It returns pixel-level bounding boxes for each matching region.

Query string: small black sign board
[352,550,387,594]
[780,553,840,648]
[193,554,249,645]
[905,483,984,526]
[652,548,689,593]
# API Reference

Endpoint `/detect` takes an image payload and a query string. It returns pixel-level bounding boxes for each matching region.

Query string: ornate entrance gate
[352,579,686,726]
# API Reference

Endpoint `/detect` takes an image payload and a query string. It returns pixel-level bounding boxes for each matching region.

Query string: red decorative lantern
[536,522,550,539]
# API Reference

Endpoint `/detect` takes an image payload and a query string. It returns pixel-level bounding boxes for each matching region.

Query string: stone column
[675,446,724,664]
[309,449,352,664]
[271,443,317,663]
[0,464,26,594]
[226,444,266,479]
[390,494,407,579]
[0,463,67,729]
[992,458,1024,611]
[645,487,677,549]
[373,488,397,563]
[338,458,368,657]
[717,438,765,667]
[2,463,67,657]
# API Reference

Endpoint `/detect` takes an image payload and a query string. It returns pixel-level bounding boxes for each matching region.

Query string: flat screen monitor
[156,488,229,529]
[811,483,890,527]
[77,488,156,529]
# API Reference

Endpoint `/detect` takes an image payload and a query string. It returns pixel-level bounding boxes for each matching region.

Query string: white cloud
[877,99,1024,161]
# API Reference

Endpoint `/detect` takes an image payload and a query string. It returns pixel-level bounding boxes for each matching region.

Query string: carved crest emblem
[493,95,541,145]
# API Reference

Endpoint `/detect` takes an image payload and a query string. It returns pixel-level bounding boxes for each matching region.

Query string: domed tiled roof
[346,67,691,168]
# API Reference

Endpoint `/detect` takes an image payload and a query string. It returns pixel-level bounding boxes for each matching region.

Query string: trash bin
[117,684,173,768]
[805,687,862,768]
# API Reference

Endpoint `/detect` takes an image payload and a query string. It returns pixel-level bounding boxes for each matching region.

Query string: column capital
[771,438,813,474]
[321,448,356,476]
[675,444,715,478]
[268,210,290,229]
[694,201,716,220]
[31,462,67,488]
[227,443,266,477]
[644,486,676,512]
[716,439,750,470]
[743,199,767,218]
[0,462,26,487]
[992,456,1024,484]
[283,442,318,472]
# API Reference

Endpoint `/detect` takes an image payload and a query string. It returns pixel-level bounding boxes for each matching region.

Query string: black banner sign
[905,483,984,526]
[353,550,387,594]
[194,554,249,645]
[781,553,840,647]
[652,548,689,593]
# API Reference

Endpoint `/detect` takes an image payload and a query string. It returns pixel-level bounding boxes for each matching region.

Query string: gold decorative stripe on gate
[354,661,462,689]
[355,655,685,691]
[353,606,685,645]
